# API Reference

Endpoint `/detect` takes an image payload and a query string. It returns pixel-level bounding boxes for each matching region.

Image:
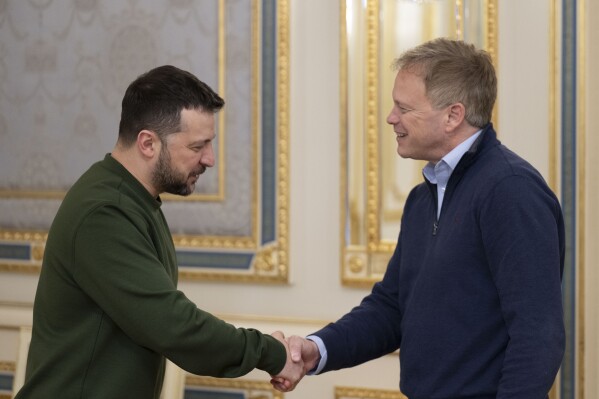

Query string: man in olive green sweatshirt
[15,65,302,399]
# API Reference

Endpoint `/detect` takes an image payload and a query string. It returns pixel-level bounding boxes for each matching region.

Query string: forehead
[394,69,426,92]
[178,108,216,139]
[392,69,428,103]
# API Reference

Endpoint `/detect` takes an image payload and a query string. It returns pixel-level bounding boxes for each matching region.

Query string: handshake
[269,331,320,392]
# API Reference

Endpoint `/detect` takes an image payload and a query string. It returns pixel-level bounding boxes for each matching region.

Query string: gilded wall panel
[0,0,290,283]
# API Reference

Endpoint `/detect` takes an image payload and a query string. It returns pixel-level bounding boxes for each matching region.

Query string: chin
[167,184,194,196]
[396,148,409,159]
[182,185,195,196]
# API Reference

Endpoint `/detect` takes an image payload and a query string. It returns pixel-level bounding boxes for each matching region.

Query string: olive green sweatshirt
[16,155,285,399]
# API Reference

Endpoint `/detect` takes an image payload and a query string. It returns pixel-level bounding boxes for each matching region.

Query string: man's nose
[202,144,215,167]
[386,109,398,125]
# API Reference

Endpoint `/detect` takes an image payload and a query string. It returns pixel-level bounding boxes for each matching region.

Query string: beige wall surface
[1,1,597,398]
[497,0,552,179]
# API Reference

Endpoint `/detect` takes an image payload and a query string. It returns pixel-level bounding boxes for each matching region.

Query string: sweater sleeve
[71,205,286,377]
[480,174,565,398]
[312,238,402,372]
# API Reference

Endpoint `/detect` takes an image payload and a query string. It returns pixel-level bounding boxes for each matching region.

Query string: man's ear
[137,130,159,159]
[445,103,466,131]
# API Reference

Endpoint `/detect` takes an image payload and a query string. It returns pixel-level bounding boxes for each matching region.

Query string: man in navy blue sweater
[272,38,565,398]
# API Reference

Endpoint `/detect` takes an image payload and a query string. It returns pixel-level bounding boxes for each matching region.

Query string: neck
[449,123,479,149]
[432,123,479,164]
[111,145,158,197]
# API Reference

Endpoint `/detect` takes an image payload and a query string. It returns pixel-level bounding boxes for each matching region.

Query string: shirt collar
[423,130,482,184]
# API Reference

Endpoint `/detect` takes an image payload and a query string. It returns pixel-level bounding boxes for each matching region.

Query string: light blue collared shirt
[422,130,482,219]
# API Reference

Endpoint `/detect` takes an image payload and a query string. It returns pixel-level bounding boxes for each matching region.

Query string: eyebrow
[394,99,412,107]
[191,135,216,145]
[189,139,209,146]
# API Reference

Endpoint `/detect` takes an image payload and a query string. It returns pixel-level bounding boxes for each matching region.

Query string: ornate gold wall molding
[185,376,283,399]
[335,386,407,399]
[0,361,15,399]
[0,231,46,274]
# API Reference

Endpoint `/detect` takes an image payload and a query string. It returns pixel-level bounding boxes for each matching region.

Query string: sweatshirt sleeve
[72,205,286,377]
[312,238,402,372]
[480,174,565,398]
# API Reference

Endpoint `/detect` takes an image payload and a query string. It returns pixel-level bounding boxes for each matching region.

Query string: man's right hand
[270,335,321,392]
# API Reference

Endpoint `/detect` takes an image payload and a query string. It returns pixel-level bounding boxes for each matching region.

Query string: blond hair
[393,38,496,128]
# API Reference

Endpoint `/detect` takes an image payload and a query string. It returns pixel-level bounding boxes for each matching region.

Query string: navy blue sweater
[314,125,565,399]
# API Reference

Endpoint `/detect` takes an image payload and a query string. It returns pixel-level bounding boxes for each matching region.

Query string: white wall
[497,0,552,179]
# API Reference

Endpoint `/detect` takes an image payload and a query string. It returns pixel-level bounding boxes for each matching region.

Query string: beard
[152,146,202,196]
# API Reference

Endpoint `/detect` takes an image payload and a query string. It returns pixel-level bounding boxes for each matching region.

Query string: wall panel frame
[0,0,290,284]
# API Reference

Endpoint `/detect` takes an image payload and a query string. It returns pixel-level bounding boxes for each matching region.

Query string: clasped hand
[269,331,320,392]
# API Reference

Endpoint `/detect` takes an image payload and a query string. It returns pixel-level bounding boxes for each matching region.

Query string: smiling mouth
[191,168,206,178]
[396,133,407,138]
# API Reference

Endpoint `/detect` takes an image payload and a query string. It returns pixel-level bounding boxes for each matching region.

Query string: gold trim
[577,0,586,397]
[0,263,41,274]
[0,361,15,372]
[548,17,561,398]
[0,189,66,200]
[0,188,226,203]
[339,0,348,286]
[218,0,226,201]
[487,0,499,129]
[549,0,559,192]
[160,192,225,202]
[172,234,255,249]
[365,0,380,250]
[252,0,261,247]
[335,386,407,399]
[486,0,498,65]
[275,0,290,281]
[0,230,47,241]
[455,0,463,40]
[185,376,283,399]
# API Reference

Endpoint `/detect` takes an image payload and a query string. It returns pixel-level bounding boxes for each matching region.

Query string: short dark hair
[393,38,496,128]
[118,65,225,146]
